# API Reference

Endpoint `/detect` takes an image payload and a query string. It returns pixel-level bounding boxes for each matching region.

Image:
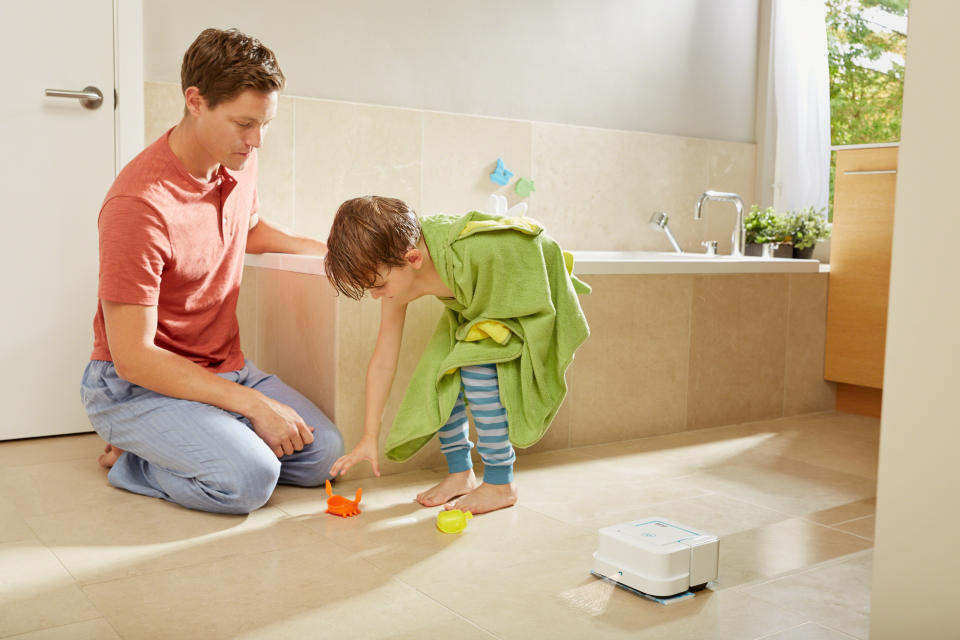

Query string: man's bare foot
[416,470,480,507]
[98,444,123,469]
[445,482,518,515]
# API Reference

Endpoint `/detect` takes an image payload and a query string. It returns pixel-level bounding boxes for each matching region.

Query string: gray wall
[143,0,759,142]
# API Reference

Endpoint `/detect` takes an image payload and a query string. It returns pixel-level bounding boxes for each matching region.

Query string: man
[80,28,343,514]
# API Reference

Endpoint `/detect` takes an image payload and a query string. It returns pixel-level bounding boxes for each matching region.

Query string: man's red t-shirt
[90,128,258,373]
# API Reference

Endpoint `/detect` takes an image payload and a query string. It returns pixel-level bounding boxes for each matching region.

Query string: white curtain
[771,0,831,213]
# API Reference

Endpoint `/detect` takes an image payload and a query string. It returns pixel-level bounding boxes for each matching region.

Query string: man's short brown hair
[181,28,285,109]
[325,197,422,300]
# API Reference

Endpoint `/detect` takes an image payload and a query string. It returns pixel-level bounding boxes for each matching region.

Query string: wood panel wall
[824,146,898,413]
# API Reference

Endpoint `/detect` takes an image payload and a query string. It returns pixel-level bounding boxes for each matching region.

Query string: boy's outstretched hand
[329,434,381,478]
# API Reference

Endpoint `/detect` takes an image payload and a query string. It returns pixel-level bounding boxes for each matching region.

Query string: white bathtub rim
[243,250,822,277]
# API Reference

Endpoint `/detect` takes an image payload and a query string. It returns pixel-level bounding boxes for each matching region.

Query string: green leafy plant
[786,207,832,250]
[745,205,790,244]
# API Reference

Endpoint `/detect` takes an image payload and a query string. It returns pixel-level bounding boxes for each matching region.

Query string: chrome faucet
[694,191,746,257]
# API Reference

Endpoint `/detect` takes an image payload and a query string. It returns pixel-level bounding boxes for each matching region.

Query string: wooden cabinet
[824,145,898,401]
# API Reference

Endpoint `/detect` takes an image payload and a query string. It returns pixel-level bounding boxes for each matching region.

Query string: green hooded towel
[384,211,591,462]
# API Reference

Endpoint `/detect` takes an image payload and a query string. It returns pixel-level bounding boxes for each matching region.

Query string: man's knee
[293,426,345,488]
[205,452,282,514]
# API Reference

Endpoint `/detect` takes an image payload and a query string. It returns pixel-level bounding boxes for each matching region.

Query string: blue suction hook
[489,158,514,186]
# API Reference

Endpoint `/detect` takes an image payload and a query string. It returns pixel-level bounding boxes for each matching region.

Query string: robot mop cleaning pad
[591,517,719,604]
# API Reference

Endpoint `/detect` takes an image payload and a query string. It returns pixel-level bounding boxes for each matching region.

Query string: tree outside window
[826,0,907,218]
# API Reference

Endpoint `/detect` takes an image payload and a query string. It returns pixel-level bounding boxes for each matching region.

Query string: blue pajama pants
[438,363,516,485]
[80,359,344,514]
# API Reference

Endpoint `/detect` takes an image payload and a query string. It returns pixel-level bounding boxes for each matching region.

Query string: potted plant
[785,207,831,259]
[744,205,791,257]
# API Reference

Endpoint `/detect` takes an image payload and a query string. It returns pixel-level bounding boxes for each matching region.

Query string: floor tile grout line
[393,575,504,640]
[829,513,874,527]
[71,532,361,591]
[0,616,121,640]
[735,547,874,593]
[750,621,813,640]
[751,620,863,640]
[743,592,869,640]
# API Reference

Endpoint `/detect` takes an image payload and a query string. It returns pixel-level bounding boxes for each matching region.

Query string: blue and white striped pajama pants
[80,359,344,515]
[438,363,516,485]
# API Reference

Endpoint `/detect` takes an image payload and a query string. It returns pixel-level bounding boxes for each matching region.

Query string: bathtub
[570,251,821,275]
[239,248,830,474]
[244,250,821,276]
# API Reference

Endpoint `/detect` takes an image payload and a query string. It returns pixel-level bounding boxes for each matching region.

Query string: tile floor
[0,410,879,639]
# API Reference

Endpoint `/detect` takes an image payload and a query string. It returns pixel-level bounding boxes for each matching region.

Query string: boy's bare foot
[416,469,480,507]
[445,482,518,515]
[98,444,123,469]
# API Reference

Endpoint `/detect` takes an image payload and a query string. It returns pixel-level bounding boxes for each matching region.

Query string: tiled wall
[238,267,836,480]
[145,82,757,253]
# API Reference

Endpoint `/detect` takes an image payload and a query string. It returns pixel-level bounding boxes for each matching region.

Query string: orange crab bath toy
[325,480,362,517]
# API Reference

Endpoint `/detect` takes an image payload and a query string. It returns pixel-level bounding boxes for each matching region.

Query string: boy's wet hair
[181,28,285,109]
[325,196,422,300]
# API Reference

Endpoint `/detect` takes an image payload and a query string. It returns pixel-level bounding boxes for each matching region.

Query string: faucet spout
[694,190,745,256]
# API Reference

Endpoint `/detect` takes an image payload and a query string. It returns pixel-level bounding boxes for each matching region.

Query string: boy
[326,196,589,514]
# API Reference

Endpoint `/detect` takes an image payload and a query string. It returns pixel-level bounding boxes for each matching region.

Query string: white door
[0,1,117,439]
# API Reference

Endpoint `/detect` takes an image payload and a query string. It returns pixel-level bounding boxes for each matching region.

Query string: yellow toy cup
[436,509,473,533]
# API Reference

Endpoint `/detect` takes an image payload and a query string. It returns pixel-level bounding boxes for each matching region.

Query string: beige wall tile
[143,82,182,146]
[256,95,295,229]
[335,294,448,479]
[254,270,336,419]
[569,275,693,446]
[687,274,789,429]
[531,123,755,253]
[519,392,571,455]
[690,138,759,253]
[667,137,758,256]
[784,274,836,415]
[421,111,532,217]
[293,98,422,242]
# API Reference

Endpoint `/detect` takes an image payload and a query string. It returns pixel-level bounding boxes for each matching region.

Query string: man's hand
[247,393,315,458]
[329,435,380,478]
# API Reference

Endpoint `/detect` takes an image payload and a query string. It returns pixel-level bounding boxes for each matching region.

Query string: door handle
[44,85,103,109]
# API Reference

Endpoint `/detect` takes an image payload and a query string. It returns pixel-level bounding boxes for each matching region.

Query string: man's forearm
[246,216,326,256]
[116,346,261,417]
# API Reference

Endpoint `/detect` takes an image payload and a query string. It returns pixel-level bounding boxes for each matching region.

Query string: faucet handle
[701,240,718,256]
